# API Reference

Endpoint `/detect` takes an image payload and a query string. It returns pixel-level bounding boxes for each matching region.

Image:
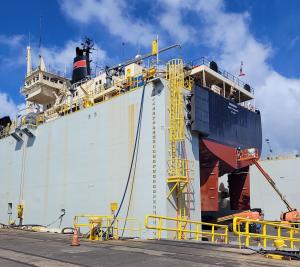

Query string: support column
[200,159,219,211]
[228,166,250,210]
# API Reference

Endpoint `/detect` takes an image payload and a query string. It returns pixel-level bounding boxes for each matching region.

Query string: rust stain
[128,104,136,158]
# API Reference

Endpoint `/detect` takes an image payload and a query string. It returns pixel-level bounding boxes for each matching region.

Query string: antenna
[122,42,125,60]
[28,31,31,46]
[39,15,43,53]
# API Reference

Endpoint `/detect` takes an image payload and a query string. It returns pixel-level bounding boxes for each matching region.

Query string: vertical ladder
[166,59,191,229]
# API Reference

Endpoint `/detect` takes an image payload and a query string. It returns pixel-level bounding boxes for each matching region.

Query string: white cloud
[143,0,299,155]
[60,0,157,46]
[191,0,300,155]
[0,92,21,118]
[159,0,196,43]
[0,34,24,48]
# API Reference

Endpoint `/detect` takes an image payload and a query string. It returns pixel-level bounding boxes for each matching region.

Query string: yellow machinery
[166,59,191,220]
[73,214,142,241]
[145,214,228,243]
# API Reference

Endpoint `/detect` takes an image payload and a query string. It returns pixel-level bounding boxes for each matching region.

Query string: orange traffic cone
[71,228,80,246]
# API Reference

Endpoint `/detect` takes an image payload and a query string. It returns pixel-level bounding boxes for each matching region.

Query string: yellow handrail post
[262,224,267,249]
[225,227,228,244]
[178,217,182,240]
[238,222,242,248]
[196,224,199,241]
[290,228,294,249]
[158,217,162,239]
[211,225,215,243]
[115,219,119,240]
[245,221,250,247]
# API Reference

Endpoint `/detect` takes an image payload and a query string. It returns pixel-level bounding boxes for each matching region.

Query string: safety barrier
[233,217,300,249]
[73,215,142,241]
[145,215,228,244]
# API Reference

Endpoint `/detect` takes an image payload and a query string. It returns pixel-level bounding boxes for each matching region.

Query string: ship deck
[0,229,296,266]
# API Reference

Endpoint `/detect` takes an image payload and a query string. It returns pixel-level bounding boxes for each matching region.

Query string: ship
[0,38,262,237]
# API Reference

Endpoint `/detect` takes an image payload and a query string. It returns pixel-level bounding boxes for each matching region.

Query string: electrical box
[125,63,143,77]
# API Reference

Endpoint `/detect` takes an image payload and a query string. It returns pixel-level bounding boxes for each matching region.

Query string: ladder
[166,59,191,222]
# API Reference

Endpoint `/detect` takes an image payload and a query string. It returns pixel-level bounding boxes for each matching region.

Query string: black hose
[109,80,147,231]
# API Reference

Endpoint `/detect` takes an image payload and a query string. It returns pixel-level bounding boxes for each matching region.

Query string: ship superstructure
[0,38,262,237]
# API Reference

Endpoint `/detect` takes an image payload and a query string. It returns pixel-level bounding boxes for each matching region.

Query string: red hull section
[200,159,219,211]
[202,139,253,170]
[228,166,250,210]
[200,139,253,212]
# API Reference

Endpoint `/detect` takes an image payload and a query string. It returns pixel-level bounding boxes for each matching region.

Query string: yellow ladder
[166,59,190,221]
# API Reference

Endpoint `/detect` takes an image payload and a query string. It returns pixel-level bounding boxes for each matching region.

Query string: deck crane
[237,148,300,223]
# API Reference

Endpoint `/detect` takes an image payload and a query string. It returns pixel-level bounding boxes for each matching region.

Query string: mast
[26,46,32,76]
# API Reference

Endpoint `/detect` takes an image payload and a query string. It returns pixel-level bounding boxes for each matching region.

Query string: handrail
[145,214,228,243]
[233,217,300,249]
[190,57,254,94]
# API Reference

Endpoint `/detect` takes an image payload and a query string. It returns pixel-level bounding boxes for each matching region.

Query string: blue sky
[0,0,300,155]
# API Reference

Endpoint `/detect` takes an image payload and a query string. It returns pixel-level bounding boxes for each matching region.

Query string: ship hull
[191,85,262,156]
[191,86,262,213]
[0,80,202,238]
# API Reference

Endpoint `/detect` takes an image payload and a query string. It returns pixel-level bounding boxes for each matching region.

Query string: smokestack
[26,46,32,76]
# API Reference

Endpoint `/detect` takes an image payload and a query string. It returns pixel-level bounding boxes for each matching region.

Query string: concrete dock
[0,229,298,266]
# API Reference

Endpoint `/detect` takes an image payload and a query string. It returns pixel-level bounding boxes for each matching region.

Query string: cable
[121,96,143,237]
[109,79,148,234]
[46,209,66,228]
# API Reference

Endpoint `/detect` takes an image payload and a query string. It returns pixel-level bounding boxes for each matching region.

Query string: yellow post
[290,228,294,249]
[211,225,215,243]
[245,222,250,247]
[225,227,229,244]
[196,224,199,240]
[158,217,162,239]
[178,217,181,240]
[115,219,119,240]
[17,204,24,219]
[152,39,158,55]
[262,223,267,249]
[238,223,242,248]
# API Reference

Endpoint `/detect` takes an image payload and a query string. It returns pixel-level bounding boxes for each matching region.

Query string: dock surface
[0,229,297,266]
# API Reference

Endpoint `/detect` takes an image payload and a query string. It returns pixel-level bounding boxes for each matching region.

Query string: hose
[109,80,148,233]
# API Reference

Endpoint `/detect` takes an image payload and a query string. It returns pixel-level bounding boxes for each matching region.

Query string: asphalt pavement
[0,229,297,267]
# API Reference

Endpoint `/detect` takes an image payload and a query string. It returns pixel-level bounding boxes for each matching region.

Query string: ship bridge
[189,57,254,104]
[21,69,70,106]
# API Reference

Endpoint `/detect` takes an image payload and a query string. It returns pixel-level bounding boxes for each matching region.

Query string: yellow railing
[233,217,300,249]
[145,215,228,244]
[73,214,142,241]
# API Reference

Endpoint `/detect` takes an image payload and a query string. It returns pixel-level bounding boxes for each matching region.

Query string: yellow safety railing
[145,215,228,244]
[74,214,142,241]
[233,217,300,249]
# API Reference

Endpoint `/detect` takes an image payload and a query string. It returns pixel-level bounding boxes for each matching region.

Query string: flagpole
[156,35,159,72]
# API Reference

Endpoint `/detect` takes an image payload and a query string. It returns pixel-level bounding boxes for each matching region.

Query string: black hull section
[191,86,262,154]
